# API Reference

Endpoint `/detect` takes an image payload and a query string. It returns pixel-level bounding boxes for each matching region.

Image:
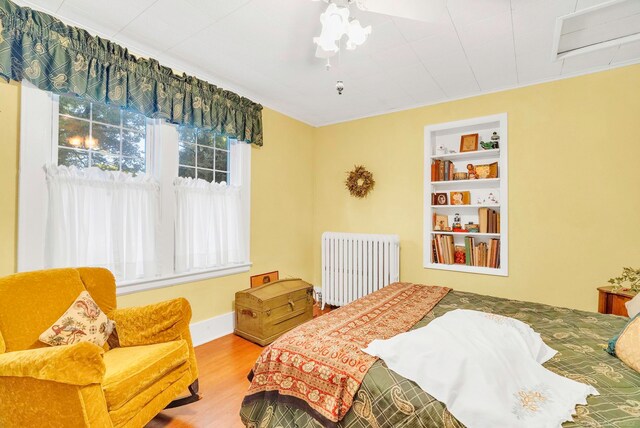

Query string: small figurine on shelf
[487,192,499,205]
[452,213,461,229]
[480,140,493,150]
[480,132,500,150]
[436,145,448,155]
[491,132,500,148]
[452,213,466,232]
[467,164,477,179]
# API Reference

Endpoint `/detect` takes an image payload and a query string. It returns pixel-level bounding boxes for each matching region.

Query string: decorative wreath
[345,165,375,198]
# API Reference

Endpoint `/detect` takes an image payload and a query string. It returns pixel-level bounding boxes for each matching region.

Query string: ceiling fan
[311,0,447,59]
[312,0,447,95]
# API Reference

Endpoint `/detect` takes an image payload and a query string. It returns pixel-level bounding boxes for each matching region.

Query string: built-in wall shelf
[430,148,500,162]
[429,205,500,209]
[429,231,501,237]
[424,113,508,276]
[430,178,500,190]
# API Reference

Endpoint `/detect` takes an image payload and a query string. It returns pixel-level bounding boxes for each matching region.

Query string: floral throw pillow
[39,291,115,347]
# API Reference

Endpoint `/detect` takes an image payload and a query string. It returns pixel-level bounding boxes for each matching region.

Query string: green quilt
[240,290,640,427]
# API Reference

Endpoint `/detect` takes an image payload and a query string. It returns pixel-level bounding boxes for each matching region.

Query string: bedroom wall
[3,64,639,322]
[0,80,316,323]
[312,64,640,312]
[0,81,20,277]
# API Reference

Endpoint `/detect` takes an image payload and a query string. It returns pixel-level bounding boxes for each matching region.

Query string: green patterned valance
[0,0,263,145]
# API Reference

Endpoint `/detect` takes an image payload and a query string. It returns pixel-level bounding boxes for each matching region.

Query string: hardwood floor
[147,334,262,428]
[147,304,333,427]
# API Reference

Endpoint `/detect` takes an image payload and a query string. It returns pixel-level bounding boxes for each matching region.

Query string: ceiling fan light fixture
[313,3,350,54]
[345,19,371,50]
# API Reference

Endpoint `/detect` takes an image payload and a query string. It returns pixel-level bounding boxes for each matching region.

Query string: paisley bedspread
[242,283,450,425]
[240,290,640,428]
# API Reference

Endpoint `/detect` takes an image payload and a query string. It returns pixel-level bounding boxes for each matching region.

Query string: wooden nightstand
[598,286,637,317]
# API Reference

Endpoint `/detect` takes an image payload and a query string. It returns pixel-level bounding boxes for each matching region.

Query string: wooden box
[234,278,313,346]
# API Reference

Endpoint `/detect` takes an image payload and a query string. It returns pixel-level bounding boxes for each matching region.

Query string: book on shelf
[431,160,454,182]
[432,234,500,268]
[432,234,455,264]
[478,208,499,234]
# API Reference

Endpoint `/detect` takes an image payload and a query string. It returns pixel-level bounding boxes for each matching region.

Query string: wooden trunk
[234,278,313,346]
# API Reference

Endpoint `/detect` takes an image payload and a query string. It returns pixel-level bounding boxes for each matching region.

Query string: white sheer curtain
[45,165,160,281]
[174,141,248,273]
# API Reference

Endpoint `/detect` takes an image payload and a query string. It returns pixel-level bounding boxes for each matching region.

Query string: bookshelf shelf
[429,205,500,209]
[428,263,502,275]
[429,231,501,237]
[431,178,500,190]
[430,148,500,162]
[424,113,508,277]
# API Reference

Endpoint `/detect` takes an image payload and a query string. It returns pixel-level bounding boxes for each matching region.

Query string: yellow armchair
[0,268,199,428]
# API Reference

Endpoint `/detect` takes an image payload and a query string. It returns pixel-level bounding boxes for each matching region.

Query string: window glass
[57,95,146,174]
[177,126,230,183]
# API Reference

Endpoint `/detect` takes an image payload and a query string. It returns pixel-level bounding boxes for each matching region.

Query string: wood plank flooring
[147,334,263,428]
[147,304,333,427]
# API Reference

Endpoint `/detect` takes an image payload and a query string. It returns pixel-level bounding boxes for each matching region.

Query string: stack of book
[478,208,499,233]
[464,237,500,268]
[431,234,455,264]
[431,160,454,182]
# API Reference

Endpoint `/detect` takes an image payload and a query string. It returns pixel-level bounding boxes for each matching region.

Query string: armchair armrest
[109,298,192,347]
[0,342,105,386]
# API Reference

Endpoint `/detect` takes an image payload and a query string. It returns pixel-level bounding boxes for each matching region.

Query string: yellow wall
[2,65,639,320]
[313,64,640,312]
[0,80,315,322]
[0,81,19,276]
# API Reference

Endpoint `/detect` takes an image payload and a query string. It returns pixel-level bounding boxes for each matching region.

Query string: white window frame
[54,95,151,173]
[18,81,251,295]
[177,127,232,184]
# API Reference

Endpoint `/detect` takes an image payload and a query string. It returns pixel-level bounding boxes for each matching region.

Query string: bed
[240,290,640,427]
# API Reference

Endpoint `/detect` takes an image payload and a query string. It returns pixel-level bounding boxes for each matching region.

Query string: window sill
[115,262,252,296]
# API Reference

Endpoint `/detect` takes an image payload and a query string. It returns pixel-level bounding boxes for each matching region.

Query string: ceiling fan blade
[355,0,447,22]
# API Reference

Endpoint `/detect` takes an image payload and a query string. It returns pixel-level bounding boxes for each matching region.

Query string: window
[178,127,230,183]
[57,95,147,174]
[18,82,251,295]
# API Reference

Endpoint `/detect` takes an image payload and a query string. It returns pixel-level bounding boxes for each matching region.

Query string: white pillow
[625,293,640,318]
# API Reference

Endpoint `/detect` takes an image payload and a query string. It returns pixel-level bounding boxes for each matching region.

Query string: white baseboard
[189,311,235,346]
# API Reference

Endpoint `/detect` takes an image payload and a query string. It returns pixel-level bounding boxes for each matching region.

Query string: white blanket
[363,309,598,428]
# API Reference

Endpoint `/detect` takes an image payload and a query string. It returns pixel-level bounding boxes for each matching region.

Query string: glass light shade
[313,3,350,53]
[346,19,371,50]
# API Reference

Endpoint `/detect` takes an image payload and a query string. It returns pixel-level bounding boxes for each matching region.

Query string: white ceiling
[14,0,640,126]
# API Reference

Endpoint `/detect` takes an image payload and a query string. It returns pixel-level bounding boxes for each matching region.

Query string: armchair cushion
[39,291,115,347]
[0,341,105,385]
[102,340,189,410]
[109,298,191,347]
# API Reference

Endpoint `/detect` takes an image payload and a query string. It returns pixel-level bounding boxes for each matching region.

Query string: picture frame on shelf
[434,214,449,231]
[459,133,479,152]
[449,191,471,205]
[475,162,498,179]
[433,192,448,205]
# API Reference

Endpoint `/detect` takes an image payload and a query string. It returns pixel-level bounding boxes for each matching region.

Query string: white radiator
[321,232,400,308]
